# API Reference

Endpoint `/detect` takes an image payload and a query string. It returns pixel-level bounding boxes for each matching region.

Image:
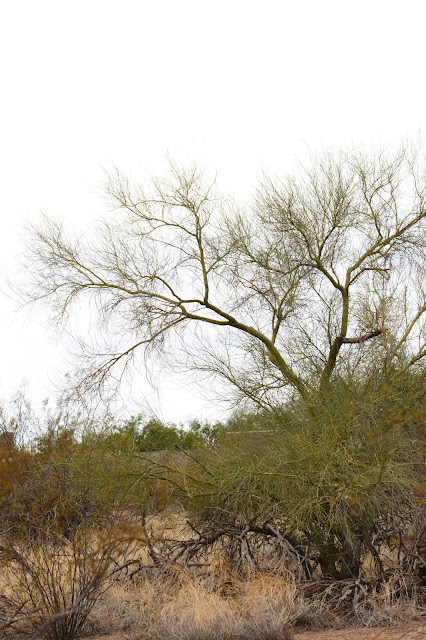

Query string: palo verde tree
[22,143,425,409]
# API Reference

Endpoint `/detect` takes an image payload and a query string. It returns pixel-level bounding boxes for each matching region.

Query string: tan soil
[296,624,426,639]
[86,626,426,640]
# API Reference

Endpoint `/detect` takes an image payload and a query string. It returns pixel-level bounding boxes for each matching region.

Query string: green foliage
[1,408,153,539]
[186,417,227,445]
[219,409,265,433]
[2,425,102,539]
[109,414,227,452]
[136,416,201,450]
[183,379,424,579]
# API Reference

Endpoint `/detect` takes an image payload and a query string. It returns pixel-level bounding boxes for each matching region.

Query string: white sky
[1,0,425,422]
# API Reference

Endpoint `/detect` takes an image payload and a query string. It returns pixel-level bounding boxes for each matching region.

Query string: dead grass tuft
[88,570,425,640]
[89,572,299,639]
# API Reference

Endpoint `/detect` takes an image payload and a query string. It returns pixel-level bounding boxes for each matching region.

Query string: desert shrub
[0,521,137,640]
[0,425,101,539]
[0,410,144,640]
[180,380,424,580]
[0,445,31,506]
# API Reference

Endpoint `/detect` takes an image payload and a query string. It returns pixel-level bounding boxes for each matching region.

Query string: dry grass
[1,512,424,638]
[354,580,425,627]
[2,558,424,638]
[89,571,299,639]
[87,570,425,640]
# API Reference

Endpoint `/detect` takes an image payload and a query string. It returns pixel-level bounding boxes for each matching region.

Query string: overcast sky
[1,0,425,422]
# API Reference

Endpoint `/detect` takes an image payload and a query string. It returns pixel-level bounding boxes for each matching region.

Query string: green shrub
[183,380,423,579]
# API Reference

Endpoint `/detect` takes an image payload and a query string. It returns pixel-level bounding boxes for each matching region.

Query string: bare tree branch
[19,144,426,407]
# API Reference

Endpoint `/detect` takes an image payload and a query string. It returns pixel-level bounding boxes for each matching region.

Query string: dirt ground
[296,624,426,639]
[87,626,426,640]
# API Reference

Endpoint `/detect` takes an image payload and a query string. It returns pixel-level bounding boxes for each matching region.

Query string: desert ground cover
[85,628,426,640]
[85,627,426,640]
[297,626,426,639]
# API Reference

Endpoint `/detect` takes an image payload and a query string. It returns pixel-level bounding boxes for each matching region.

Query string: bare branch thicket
[21,145,426,406]
[0,522,138,640]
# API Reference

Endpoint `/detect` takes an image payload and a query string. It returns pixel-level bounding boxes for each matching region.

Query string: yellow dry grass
[86,570,425,640]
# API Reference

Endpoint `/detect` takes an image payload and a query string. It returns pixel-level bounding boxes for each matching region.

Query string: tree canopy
[23,143,426,408]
